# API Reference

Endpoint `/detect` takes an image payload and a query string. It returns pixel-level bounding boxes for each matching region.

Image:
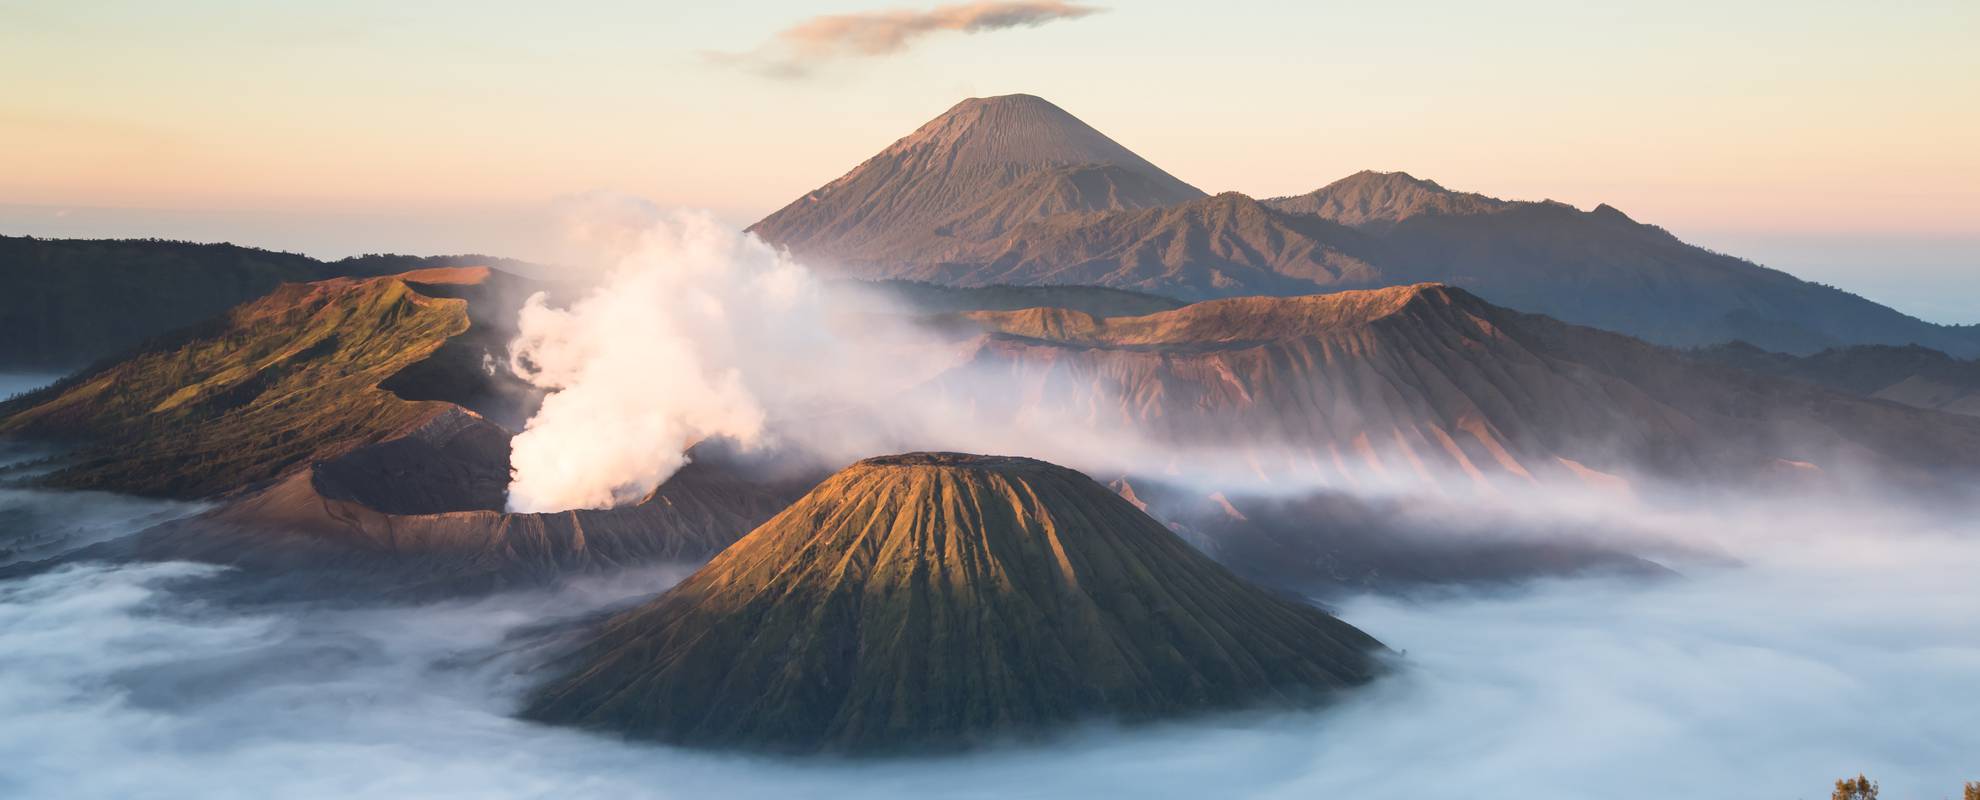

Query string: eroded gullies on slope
[0,268,816,598]
[524,452,1389,755]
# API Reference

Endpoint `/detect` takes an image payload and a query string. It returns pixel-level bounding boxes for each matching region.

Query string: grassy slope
[0,235,539,368]
[0,276,467,497]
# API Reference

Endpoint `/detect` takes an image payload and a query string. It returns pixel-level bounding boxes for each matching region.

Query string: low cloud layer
[712,1,1103,78]
[0,494,1976,798]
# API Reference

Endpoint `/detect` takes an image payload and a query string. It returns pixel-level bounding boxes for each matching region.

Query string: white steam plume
[499,205,1574,514]
[504,212,811,512]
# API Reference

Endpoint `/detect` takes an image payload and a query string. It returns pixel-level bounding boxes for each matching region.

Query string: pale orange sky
[2,1,1976,318]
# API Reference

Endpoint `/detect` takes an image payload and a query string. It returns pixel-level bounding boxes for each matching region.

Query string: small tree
[1832,774,1877,800]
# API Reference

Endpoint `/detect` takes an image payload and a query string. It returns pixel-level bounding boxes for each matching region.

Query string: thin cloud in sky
[709,1,1104,78]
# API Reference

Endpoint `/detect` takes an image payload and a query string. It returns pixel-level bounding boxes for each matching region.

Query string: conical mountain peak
[524,451,1385,754]
[749,95,1203,265]
[887,94,1176,174]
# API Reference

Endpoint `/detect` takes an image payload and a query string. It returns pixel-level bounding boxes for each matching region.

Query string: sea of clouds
[3,212,1977,798]
[0,488,1974,799]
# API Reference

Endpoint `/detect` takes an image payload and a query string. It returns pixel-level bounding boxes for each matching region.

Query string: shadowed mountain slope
[85,439,808,600]
[1693,341,1980,417]
[1108,476,1676,597]
[838,279,1186,319]
[0,270,482,497]
[1264,171,1980,355]
[912,192,1385,299]
[0,235,545,369]
[747,94,1204,267]
[524,452,1385,754]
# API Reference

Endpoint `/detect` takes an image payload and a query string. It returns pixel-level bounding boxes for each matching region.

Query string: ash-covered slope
[95,430,808,599]
[748,94,1204,267]
[948,284,1980,491]
[524,453,1385,754]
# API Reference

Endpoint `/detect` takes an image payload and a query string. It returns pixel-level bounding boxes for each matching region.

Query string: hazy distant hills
[1694,341,1980,417]
[524,452,1385,754]
[0,235,540,369]
[1265,170,1510,229]
[946,283,1980,491]
[1264,171,1980,356]
[750,94,1980,357]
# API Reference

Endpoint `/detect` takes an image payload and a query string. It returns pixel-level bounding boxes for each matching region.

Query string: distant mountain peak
[1266,170,1508,230]
[1334,169,1452,193]
[749,94,1203,266]
[879,93,1154,170]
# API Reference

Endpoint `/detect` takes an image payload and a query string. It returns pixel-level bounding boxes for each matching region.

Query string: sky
[1,0,1975,321]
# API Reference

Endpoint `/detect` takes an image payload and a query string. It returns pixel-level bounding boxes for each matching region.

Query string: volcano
[940,283,1980,492]
[0,267,813,596]
[523,452,1386,754]
[750,95,1980,356]
[748,94,1204,267]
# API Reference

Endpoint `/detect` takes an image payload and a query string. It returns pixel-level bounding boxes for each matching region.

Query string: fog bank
[1,497,1974,799]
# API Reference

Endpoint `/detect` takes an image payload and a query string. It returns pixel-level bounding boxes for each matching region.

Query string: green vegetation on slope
[0,235,541,368]
[0,275,469,497]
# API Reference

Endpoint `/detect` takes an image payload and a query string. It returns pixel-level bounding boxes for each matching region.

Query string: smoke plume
[504,212,813,512]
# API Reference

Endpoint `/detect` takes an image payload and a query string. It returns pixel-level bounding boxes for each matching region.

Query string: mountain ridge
[1265,170,1510,231]
[747,95,1980,356]
[0,234,548,369]
[942,283,1980,492]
